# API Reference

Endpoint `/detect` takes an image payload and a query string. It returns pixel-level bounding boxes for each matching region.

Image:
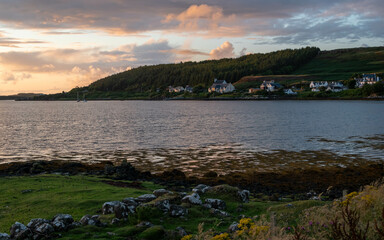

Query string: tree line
[87,47,320,93]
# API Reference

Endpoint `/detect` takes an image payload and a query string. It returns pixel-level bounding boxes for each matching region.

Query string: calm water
[0,100,383,173]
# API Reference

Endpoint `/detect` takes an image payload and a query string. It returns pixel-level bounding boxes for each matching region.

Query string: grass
[293,47,384,81]
[0,174,162,232]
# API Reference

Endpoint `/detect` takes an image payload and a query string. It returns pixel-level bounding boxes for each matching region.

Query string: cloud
[0,0,382,42]
[210,41,235,59]
[1,71,31,84]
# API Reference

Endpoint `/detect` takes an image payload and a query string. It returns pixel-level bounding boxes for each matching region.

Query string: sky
[0,0,383,95]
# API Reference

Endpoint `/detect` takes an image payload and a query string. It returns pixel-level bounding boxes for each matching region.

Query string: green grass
[294,47,384,81]
[0,175,331,239]
[0,174,162,232]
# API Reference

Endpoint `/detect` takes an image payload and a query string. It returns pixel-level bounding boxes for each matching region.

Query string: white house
[284,89,297,95]
[309,81,328,89]
[355,73,381,88]
[168,86,186,93]
[310,81,345,92]
[260,80,281,92]
[208,79,235,93]
[184,85,193,93]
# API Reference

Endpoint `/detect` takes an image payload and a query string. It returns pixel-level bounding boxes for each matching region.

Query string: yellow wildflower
[211,233,231,240]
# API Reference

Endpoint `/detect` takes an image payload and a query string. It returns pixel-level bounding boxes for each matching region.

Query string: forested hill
[88,47,320,92]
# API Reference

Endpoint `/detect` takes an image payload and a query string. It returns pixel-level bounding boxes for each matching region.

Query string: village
[167,73,382,97]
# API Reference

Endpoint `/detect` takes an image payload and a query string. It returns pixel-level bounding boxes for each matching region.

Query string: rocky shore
[1,159,383,199]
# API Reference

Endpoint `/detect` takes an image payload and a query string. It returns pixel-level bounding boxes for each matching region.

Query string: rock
[169,205,188,217]
[0,233,10,240]
[115,160,139,180]
[26,218,50,231]
[79,215,101,226]
[122,197,139,207]
[205,198,226,210]
[181,193,202,205]
[136,194,157,203]
[35,222,54,235]
[210,209,230,217]
[102,201,134,218]
[192,184,211,194]
[111,218,120,225]
[52,214,74,231]
[228,222,239,232]
[153,189,171,197]
[10,222,32,240]
[136,221,154,229]
[70,222,81,228]
[238,190,250,203]
[154,199,171,212]
[202,203,212,209]
[176,227,187,237]
[101,201,136,219]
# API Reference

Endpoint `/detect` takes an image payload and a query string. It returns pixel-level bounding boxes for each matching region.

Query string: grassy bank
[0,174,331,239]
[0,174,161,232]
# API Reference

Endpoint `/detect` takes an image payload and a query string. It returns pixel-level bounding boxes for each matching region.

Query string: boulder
[52,214,74,231]
[169,205,188,217]
[181,193,202,205]
[202,203,212,209]
[111,218,120,225]
[0,233,10,240]
[238,190,250,203]
[228,222,239,232]
[205,198,226,210]
[210,208,230,217]
[26,218,50,231]
[153,189,171,197]
[79,215,102,226]
[136,194,157,203]
[35,222,54,235]
[192,184,211,194]
[154,199,171,212]
[10,222,32,240]
[102,201,134,219]
[122,197,139,207]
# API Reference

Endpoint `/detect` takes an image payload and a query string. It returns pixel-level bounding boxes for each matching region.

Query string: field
[293,47,384,81]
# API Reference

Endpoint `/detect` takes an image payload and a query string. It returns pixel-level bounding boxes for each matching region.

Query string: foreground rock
[181,193,202,205]
[52,214,74,231]
[205,198,226,210]
[0,233,10,240]
[102,201,135,219]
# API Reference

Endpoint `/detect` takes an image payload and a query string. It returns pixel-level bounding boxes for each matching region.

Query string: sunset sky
[0,0,383,95]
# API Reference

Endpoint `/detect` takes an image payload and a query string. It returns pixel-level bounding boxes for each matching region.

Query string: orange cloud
[163,4,243,37]
[210,41,235,59]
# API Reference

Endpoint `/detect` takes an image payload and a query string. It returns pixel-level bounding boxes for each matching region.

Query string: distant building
[260,80,281,92]
[248,88,261,93]
[355,73,381,88]
[310,81,345,92]
[284,89,297,95]
[184,85,193,93]
[208,79,235,93]
[168,86,185,93]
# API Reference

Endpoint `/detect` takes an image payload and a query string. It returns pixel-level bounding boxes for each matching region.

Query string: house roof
[214,80,226,84]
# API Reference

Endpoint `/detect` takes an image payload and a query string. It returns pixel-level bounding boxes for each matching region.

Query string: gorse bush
[186,179,384,240]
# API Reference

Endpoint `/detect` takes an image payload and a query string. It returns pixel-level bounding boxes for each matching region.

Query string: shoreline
[5,96,384,101]
[1,160,383,199]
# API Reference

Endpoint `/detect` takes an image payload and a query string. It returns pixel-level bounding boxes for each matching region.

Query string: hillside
[87,47,320,92]
[293,46,384,81]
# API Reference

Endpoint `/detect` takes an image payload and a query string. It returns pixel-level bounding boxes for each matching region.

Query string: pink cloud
[210,41,235,59]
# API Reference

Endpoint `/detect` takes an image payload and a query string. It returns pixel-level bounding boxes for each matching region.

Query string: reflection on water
[0,100,383,175]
